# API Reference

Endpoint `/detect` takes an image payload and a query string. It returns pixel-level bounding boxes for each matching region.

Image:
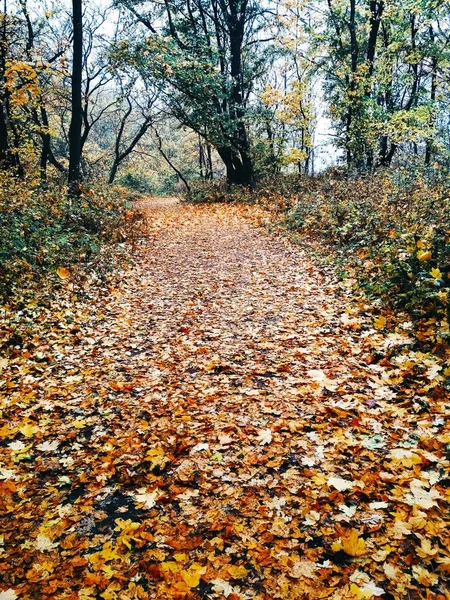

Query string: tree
[117,0,275,186]
[108,77,157,184]
[0,2,24,174]
[68,0,83,191]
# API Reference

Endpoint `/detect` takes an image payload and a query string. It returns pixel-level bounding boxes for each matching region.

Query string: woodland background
[0,0,449,340]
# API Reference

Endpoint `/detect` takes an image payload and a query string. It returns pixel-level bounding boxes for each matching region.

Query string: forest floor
[1,198,449,600]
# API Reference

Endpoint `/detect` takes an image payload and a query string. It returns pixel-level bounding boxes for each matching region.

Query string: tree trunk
[226,0,254,186]
[425,26,437,166]
[68,0,83,193]
[108,160,119,185]
[217,146,253,186]
[0,104,9,166]
[206,143,213,180]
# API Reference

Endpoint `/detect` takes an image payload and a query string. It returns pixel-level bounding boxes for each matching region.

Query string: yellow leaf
[181,564,205,588]
[349,583,378,599]
[56,267,70,279]
[373,315,387,329]
[416,240,425,248]
[100,541,120,561]
[181,570,201,588]
[341,529,367,557]
[227,565,249,579]
[174,553,187,562]
[72,419,86,429]
[417,250,432,261]
[19,424,38,437]
[416,538,439,558]
[160,561,179,574]
[430,268,442,279]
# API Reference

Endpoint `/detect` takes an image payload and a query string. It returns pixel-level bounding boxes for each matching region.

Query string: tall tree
[68,0,83,191]
[117,0,274,186]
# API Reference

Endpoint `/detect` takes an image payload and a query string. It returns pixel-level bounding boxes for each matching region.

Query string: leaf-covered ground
[1,199,449,600]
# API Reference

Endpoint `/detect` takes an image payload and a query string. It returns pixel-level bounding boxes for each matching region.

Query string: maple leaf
[227,565,249,579]
[181,564,205,588]
[191,442,209,452]
[56,267,70,279]
[350,581,384,598]
[290,560,316,579]
[0,468,16,481]
[412,565,439,586]
[19,423,38,437]
[218,434,233,445]
[34,534,58,551]
[334,529,367,557]
[327,476,354,491]
[389,448,421,466]
[211,579,234,598]
[373,315,387,329]
[256,428,272,445]
[8,441,26,451]
[307,369,337,390]
[36,440,59,452]
[0,591,18,600]
[133,489,160,509]
[416,538,439,559]
[210,451,224,462]
[426,364,442,380]
[404,479,441,510]
[304,510,321,525]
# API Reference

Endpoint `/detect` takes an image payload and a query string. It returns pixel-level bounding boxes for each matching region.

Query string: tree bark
[425,26,437,166]
[68,0,83,193]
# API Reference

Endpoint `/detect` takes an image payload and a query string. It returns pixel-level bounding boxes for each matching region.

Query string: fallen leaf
[341,529,367,557]
[19,424,38,438]
[373,315,387,329]
[0,591,18,600]
[227,565,249,579]
[327,476,354,491]
[56,267,70,279]
[256,429,272,445]
[290,560,316,579]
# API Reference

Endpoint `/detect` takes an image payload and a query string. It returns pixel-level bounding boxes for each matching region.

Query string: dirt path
[1,200,449,600]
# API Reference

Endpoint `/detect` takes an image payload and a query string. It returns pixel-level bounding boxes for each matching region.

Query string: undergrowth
[186,169,450,346]
[0,173,142,303]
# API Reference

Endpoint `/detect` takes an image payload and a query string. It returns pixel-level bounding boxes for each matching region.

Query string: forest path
[2,199,449,599]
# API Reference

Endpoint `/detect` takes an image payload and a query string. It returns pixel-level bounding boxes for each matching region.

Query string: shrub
[186,170,450,335]
[255,169,450,334]
[118,171,152,193]
[185,180,252,204]
[0,173,133,300]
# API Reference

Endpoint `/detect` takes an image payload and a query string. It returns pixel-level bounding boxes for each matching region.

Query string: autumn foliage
[0,172,136,301]
[188,169,450,348]
[1,200,449,600]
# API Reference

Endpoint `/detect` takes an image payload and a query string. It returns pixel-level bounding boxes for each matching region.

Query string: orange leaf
[110,381,135,392]
[56,267,70,279]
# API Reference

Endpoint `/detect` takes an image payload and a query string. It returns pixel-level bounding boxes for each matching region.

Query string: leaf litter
[0,199,449,599]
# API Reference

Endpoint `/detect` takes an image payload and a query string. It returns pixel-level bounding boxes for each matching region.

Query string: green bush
[186,170,450,333]
[255,169,450,332]
[118,171,152,193]
[185,180,252,204]
[0,173,131,300]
